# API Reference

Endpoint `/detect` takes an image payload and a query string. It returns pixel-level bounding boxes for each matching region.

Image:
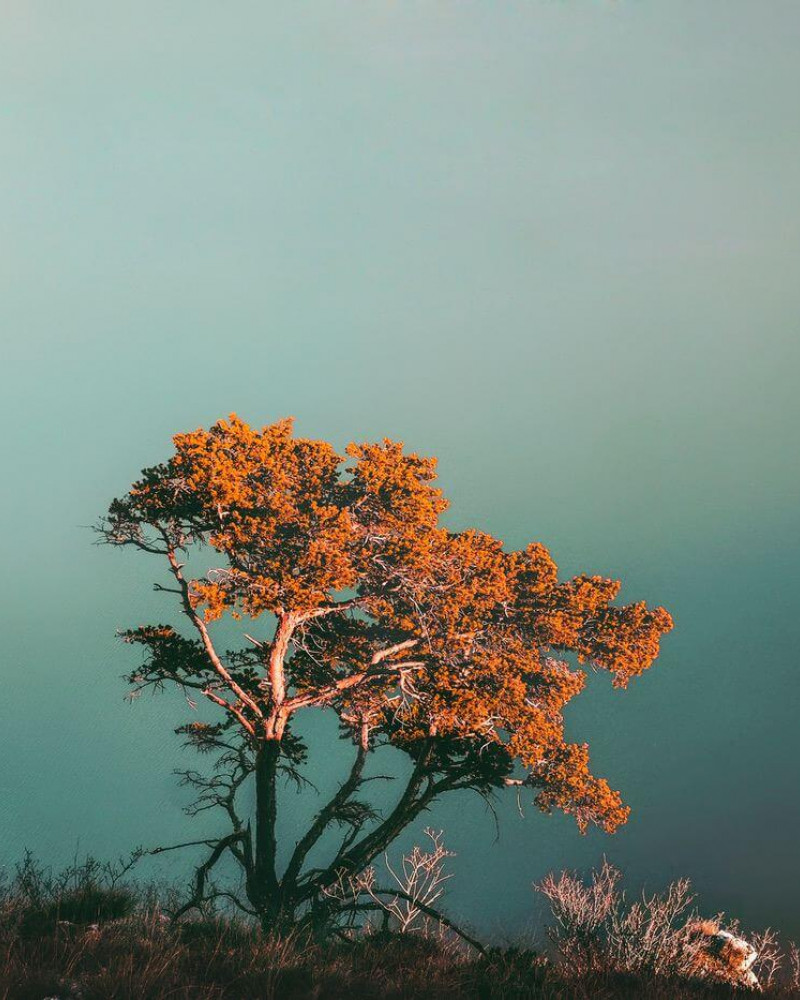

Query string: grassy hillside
[2,856,798,1000]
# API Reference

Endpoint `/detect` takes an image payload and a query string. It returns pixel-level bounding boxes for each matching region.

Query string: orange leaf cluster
[108,415,673,834]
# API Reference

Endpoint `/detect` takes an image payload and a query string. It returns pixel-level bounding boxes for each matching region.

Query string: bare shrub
[322,828,485,954]
[355,828,455,934]
[1,850,142,941]
[750,928,782,990]
[534,860,766,988]
[535,858,623,976]
[607,874,697,977]
[788,941,800,992]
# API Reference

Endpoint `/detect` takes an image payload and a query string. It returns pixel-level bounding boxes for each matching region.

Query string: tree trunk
[250,739,284,927]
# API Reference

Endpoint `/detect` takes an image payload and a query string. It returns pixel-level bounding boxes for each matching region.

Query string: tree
[98,414,673,934]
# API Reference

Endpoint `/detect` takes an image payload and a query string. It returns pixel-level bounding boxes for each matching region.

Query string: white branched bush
[323,828,457,938]
[607,875,698,978]
[535,860,758,986]
[535,859,691,978]
[364,828,455,934]
[535,858,622,976]
[788,942,800,992]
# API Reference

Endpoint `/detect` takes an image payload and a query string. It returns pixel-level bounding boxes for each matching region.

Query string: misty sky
[1,1,799,939]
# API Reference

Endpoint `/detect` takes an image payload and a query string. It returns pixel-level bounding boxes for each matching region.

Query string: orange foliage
[106,415,673,835]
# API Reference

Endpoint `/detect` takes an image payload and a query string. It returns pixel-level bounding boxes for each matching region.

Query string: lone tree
[99,415,672,934]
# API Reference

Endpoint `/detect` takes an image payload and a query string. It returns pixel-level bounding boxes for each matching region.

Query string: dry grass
[3,920,800,999]
[1,855,799,999]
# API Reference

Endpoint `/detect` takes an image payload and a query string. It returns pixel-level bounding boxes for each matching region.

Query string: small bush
[5,852,137,939]
[19,884,136,937]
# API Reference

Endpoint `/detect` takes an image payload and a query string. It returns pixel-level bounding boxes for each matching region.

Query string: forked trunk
[246,735,437,935]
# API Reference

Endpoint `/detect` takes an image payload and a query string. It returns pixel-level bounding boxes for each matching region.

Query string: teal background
[1,1,799,940]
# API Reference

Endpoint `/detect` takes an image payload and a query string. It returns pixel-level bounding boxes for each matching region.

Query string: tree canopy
[100,415,673,929]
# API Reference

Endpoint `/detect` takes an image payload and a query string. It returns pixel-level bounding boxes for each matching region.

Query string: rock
[688,921,760,990]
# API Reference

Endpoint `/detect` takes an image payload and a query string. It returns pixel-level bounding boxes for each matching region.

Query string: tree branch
[283,639,423,714]
[202,689,256,736]
[266,613,296,714]
[306,740,436,899]
[161,541,263,722]
[167,832,248,921]
[149,838,220,856]
[300,597,366,620]
[367,887,485,954]
[282,733,369,891]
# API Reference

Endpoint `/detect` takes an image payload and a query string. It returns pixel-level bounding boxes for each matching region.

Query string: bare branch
[368,884,485,954]
[301,597,367,620]
[202,688,256,736]
[169,831,249,921]
[283,638,425,714]
[282,735,369,890]
[162,542,264,722]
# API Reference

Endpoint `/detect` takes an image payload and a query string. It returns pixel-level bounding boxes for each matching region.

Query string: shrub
[4,851,138,939]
